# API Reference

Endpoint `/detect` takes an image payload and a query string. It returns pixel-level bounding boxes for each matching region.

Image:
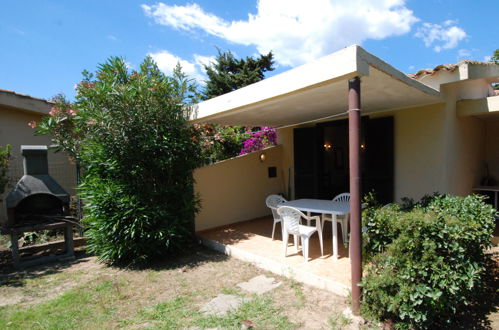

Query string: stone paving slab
[200,294,251,317]
[236,275,282,295]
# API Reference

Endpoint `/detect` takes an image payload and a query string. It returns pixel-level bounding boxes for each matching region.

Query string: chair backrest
[333,193,350,202]
[266,194,287,220]
[277,206,304,235]
[265,194,287,208]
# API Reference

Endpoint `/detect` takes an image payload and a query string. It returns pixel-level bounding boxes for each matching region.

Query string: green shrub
[0,144,11,199]
[361,194,497,328]
[74,57,203,265]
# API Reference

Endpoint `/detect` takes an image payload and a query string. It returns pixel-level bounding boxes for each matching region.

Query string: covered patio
[198,216,351,296]
[192,45,443,310]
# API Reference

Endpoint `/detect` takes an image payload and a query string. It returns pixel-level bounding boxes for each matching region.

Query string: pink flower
[49,106,59,116]
[28,121,37,129]
[68,109,78,116]
[80,81,95,89]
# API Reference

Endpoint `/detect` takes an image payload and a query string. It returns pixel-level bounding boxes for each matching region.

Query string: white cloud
[415,21,467,52]
[193,54,215,69]
[107,35,117,41]
[484,55,492,62]
[142,0,418,67]
[148,50,208,83]
[457,48,471,59]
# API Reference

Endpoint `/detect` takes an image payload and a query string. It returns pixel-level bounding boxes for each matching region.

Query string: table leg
[332,214,338,260]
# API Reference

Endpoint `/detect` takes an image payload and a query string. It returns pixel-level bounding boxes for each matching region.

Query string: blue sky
[1,0,498,100]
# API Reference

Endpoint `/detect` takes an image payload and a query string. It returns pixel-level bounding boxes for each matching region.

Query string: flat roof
[191,45,442,126]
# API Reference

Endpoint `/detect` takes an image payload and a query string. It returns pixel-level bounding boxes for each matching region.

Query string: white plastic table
[281,199,350,260]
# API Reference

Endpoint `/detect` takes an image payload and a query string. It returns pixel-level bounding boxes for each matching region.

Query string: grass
[0,281,115,329]
[290,280,305,307]
[328,311,352,330]
[125,295,294,329]
[0,245,350,329]
[1,273,292,330]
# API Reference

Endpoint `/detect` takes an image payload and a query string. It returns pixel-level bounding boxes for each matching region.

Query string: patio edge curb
[198,236,349,297]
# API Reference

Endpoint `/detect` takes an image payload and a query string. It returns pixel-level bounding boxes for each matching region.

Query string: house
[191,45,499,304]
[192,45,499,231]
[0,89,76,222]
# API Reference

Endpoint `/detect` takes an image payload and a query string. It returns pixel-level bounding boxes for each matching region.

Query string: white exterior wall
[485,120,499,184]
[194,146,284,231]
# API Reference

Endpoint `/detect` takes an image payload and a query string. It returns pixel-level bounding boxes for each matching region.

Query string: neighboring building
[192,45,499,232]
[0,89,76,222]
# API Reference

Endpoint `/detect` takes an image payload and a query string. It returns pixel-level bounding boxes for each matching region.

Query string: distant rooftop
[0,89,53,104]
[408,60,499,80]
[0,89,53,115]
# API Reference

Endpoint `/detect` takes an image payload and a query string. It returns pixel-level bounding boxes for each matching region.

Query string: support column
[348,76,362,314]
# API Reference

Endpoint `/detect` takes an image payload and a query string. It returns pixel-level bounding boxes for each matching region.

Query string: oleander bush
[0,144,11,199]
[36,57,203,266]
[361,194,497,329]
[78,57,203,266]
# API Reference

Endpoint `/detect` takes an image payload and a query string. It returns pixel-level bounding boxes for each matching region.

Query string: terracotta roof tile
[407,60,498,80]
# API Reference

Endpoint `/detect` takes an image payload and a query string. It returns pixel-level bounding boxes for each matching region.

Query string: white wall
[484,119,499,184]
[194,146,284,231]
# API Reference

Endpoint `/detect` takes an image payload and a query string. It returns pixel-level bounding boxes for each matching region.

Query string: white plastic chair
[265,194,287,240]
[322,193,350,245]
[266,195,300,249]
[277,206,324,262]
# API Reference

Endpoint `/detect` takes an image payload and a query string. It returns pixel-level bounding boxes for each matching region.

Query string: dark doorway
[294,116,394,203]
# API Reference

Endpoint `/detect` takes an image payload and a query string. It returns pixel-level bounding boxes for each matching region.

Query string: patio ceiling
[191,45,443,126]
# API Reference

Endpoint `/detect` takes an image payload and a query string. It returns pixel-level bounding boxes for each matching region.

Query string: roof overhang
[457,95,499,118]
[191,45,443,126]
[0,89,52,115]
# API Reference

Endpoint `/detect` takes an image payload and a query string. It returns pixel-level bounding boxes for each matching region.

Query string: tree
[197,50,276,162]
[490,49,499,64]
[491,49,499,90]
[37,56,203,265]
[202,49,274,100]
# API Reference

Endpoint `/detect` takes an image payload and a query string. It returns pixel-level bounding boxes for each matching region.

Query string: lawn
[0,245,361,329]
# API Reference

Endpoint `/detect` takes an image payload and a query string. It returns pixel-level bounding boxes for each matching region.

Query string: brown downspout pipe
[348,76,362,314]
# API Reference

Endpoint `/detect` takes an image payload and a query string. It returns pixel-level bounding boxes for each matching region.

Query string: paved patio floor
[197,216,352,296]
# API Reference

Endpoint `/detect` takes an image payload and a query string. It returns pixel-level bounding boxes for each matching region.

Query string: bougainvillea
[193,123,251,164]
[239,126,277,155]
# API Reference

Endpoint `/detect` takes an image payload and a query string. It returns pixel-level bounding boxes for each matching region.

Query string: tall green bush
[361,194,497,328]
[58,57,203,265]
[0,144,11,199]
